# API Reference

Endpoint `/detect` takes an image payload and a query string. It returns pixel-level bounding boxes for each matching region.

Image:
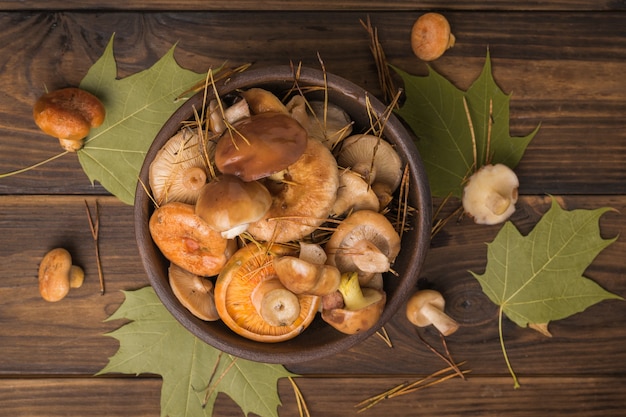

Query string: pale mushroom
[168,263,219,321]
[406,289,459,336]
[330,168,380,217]
[149,127,212,205]
[214,112,308,182]
[207,98,251,135]
[336,134,403,209]
[149,202,237,277]
[195,174,272,239]
[214,243,320,343]
[305,100,353,150]
[247,138,340,243]
[462,163,519,225]
[325,209,401,286]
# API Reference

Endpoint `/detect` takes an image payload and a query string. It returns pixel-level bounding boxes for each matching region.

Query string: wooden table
[1,1,625,416]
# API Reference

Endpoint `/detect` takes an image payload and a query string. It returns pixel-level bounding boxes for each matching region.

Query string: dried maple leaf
[470,197,622,387]
[98,287,295,417]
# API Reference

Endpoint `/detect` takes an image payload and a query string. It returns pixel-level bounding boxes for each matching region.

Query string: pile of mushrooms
[147,86,407,342]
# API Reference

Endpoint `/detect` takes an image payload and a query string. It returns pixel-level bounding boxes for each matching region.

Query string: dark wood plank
[1,375,625,416]
[0,12,624,196]
[0,1,623,11]
[1,195,624,379]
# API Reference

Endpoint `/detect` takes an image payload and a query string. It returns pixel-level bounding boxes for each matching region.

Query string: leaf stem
[0,151,68,178]
[498,306,520,388]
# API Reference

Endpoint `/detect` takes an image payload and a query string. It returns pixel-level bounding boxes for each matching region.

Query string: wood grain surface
[0,3,624,416]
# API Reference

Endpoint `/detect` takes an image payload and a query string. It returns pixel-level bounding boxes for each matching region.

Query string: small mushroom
[336,134,403,209]
[215,243,320,342]
[149,128,212,205]
[273,255,341,296]
[325,210,401,286]
[305,100,353,150]
[214,112,308,181]
[195,174,272,239]
[168,263,219,321]
[321,272,386,335]
[406,289,459,336]
[462,163,519,225]
[247,138,340,243]
[33,87,106,151]
[410,12,455,61]
[331,168,380,217]
[38,248,84,302]
[149,202,237,277]
[240,88,288,115]
[207,98,251,135]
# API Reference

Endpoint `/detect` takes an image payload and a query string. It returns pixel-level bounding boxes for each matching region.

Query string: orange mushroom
[214,243,320,343]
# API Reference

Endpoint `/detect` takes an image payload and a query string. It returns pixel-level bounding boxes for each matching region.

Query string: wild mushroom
[410,12,455,61]
[336,134,403,209]
[321,272,386,334]
[207,98,251,135]
[214,243,320,342]
[149,127,212,205]
[168,263,219,321]
[33,87,106,151]
[330,168,380,217]
[305,100,353,150]
[149,202,237,277]
[195,174,272,239]
[462,163,519,225]
[247,138,340,243]
[240,88,288,114]
[214,112,308,181]
[405,289,459,336]
[273,255,341,296]
[325,210,401,286]
[38,248,84,302]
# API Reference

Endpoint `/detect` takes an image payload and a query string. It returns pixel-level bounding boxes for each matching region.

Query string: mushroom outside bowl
[134,65,432,364]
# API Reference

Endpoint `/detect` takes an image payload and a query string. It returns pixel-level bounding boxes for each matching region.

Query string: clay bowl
[135,65,431,364]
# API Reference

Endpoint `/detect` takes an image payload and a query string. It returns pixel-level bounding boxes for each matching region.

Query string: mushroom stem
[251,278,301,327]
[419,303,459,336]
[351,240,391,273]
[338,272,377,311]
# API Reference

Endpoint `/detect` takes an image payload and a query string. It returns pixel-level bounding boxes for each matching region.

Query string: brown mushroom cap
[149,202,237,277]
[214,243,320,343]
[410,12,456,61]
[149,128,212,205]
[240,88,288,114]
[406,289,459,336]
[195,174,272,239]
[273,255,341,296]
[33,87,106,151]
[247,138,340,243]
[325,210,401,285]
[214,112,308,181]
[168,263,220,321]
[38,248,73,302]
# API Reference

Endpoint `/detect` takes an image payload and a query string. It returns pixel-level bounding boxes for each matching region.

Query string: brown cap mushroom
[247,138,340,243]
[195,174,272,239]
[330,168,380,217]
[168,263,219,321]
[410,12,456,61]
[38,248,84,302]
[325,210,401,286]
[273,255,341,296]
[240,88,288,115]
[214,243,320,342]
[214,112,308,181]
[462,163,519,225]
[321,272,386,334]
[33,87,106,151]
[406,289,459,336]
[149,127,212,205]
[336,134,403,209]
[149,202,237,277]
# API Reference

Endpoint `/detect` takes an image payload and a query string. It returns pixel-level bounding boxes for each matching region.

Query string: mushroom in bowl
[134,65,432,364]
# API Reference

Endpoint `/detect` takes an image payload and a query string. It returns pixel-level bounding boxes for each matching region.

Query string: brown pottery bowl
[134,65,432,364]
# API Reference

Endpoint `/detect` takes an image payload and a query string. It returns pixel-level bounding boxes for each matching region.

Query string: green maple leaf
[470,198,622,387]
[78,35,207,205]
[393,52,539,198]
[98,287,294,417]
